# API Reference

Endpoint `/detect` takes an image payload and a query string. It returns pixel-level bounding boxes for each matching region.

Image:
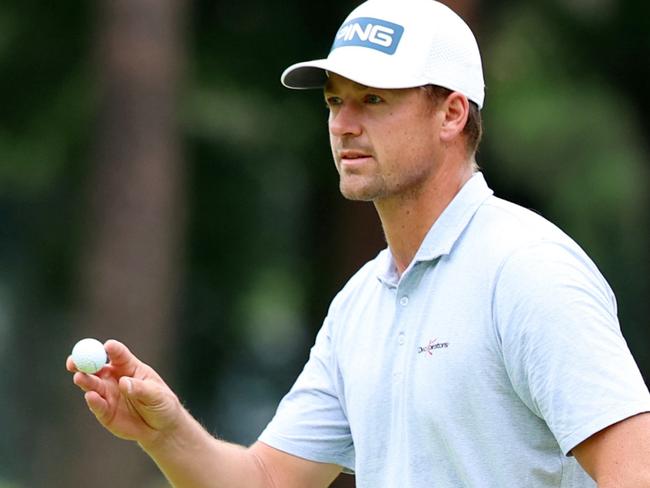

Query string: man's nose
[329,103,363,137]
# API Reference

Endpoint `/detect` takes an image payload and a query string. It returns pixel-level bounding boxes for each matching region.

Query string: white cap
[281,0,485,109]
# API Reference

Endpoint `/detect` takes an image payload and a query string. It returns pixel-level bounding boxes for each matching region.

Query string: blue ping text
[331,17,404,55]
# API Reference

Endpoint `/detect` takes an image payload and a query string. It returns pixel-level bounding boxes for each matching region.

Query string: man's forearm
[141,408,272,488]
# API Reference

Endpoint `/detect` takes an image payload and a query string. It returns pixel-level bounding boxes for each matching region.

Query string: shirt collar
[377,172,493,286]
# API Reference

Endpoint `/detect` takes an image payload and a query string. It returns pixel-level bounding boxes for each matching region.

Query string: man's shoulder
[469,195,577,253]
[479,196,561,234]
[453,194,605,283]
[470,195,612,298]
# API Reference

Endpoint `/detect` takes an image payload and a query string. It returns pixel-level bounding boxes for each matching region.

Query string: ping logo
[331,17,404,55]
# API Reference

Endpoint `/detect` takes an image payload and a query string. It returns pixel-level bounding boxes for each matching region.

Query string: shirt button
[400,296,409,306]
[398,332,405,345]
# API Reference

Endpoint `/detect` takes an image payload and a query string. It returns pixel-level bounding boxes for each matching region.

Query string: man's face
[324,73,443,203]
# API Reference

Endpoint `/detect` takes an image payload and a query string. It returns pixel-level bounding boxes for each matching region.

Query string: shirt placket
[392,277,414,385]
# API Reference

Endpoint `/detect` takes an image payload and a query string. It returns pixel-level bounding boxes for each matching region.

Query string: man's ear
[439,92,469,143]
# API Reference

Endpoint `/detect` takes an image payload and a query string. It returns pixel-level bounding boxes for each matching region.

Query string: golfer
[68,0,650,486]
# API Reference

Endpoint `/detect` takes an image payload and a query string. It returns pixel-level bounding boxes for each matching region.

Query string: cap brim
[281,59,330,89]
[281,55,429,92]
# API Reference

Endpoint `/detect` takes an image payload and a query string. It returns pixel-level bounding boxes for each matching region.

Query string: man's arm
[573,412,650,487]
[138,409,342,488]
[67,339,341,488]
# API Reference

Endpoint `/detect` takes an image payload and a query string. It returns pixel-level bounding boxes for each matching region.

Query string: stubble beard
[339,163,435,205]
[338,169,387,202]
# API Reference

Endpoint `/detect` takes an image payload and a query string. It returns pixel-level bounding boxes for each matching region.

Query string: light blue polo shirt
[259,173,650,487]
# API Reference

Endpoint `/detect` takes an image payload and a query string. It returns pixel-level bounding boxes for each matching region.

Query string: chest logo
[417,338,449,356]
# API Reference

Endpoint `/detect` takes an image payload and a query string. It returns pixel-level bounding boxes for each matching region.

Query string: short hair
[422,85,483,157]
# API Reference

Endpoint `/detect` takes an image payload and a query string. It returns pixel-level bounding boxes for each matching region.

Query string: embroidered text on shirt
[417,339,449,356]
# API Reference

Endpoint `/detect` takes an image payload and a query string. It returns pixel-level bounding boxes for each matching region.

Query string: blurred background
[0,0,647,486]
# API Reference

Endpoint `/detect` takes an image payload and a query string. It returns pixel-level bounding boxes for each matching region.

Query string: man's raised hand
[67,339,183,449]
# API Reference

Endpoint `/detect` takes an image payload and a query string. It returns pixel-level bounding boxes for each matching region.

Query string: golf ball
[71,338,107,374]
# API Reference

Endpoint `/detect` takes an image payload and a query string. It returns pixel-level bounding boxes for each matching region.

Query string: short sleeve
[494,241,650,455]
[258,314,355,471]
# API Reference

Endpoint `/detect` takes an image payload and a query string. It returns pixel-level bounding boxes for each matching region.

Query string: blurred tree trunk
[443,0,480,28]
[328,3,480,488]
[40,0,187,486]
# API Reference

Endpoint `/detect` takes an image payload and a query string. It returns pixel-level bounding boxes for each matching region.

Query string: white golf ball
[71,338,107,374]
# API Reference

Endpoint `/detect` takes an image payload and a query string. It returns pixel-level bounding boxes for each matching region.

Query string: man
[68,0,650,486]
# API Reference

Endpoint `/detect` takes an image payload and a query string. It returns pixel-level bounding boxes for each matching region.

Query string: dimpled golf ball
[71,338,107,374]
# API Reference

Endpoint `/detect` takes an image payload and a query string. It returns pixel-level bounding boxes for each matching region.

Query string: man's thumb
[119,376,161,406]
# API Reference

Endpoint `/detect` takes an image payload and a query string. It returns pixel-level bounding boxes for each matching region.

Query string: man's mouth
[339,150,372,163]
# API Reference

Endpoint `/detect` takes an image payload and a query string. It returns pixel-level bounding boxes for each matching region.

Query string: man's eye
[365,94,383,104]
[325,96,342,108]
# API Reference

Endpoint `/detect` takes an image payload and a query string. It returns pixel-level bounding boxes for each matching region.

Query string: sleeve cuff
[560,400,650,456]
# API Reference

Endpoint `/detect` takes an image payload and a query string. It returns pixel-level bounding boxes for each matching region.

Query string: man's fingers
[66,355,76,372]
[73,371,106,395]
[84,391,109,420]
[104,339,140,375]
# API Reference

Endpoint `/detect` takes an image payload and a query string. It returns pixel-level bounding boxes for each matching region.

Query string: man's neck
[375,162,475,277]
